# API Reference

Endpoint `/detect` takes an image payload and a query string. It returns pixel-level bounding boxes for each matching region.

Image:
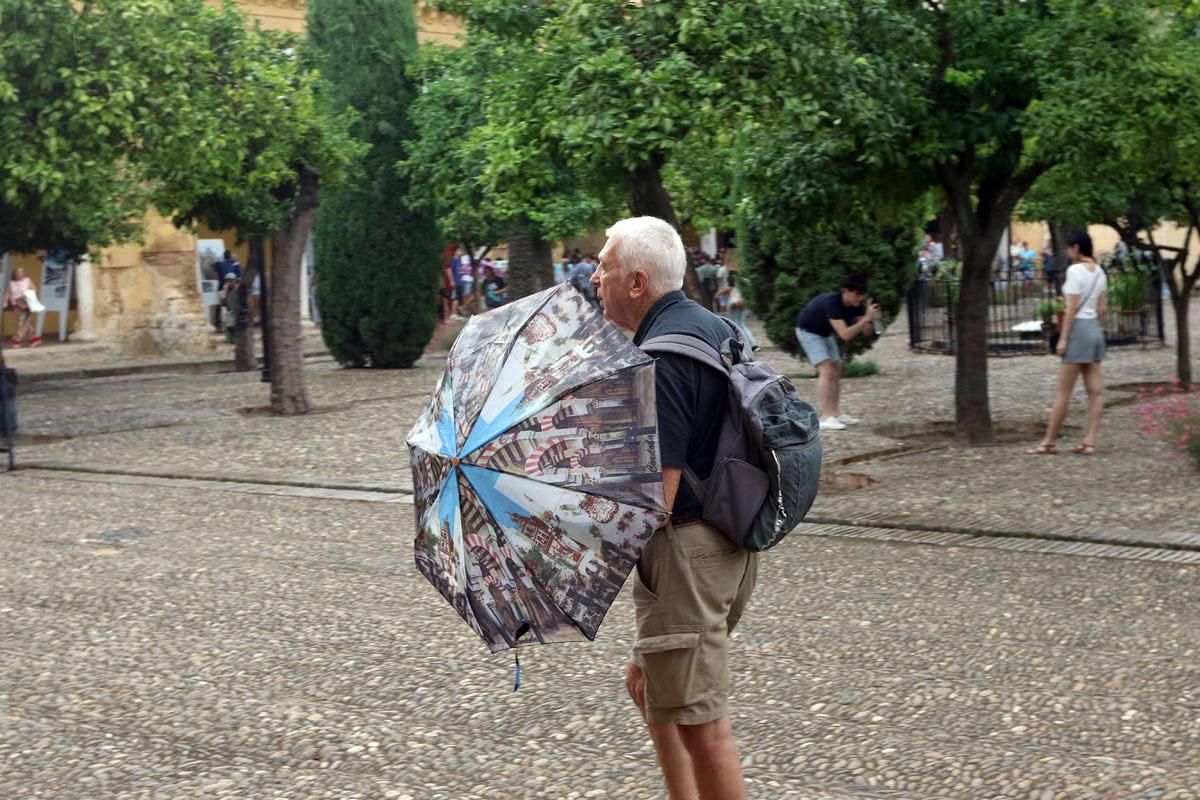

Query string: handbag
[22,289,46,313]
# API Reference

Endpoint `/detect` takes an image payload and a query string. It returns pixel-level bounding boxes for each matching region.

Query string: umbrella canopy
[407,284,669,652]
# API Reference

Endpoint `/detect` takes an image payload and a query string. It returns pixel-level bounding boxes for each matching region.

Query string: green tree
[402,45,507,301]
[0,0,362,407]
[1022,0,1200,387]
[0,0,169,258]
[448,0,836,300]
[308,0,440,369]
[144,0,364,413]
[785,0,1160,443]
[408,6,619,302]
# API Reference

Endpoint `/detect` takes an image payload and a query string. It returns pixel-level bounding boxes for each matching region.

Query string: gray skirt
[1063,317,1105,363]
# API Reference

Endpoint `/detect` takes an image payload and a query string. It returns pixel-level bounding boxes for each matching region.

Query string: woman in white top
[1027,231,1107,456]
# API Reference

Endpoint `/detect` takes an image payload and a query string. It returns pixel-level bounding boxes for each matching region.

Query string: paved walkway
[1,303,1199,798]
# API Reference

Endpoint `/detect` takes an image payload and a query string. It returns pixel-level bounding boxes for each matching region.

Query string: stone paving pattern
[2,305,1199,798]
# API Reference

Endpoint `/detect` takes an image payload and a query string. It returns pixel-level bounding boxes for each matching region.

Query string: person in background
[1026,230,1108,456]
[450,249,464,314]
[482,265,508,309]
[724,267,759,351]
[219,275,246,344]
[713,258,731,314]
[554,255,571,285]
[793,273,881,431]
[441,258,457,320]
[3,266,42,348]
[695,254,719,303]
[210,250,242,332]
[568,256,596,302]
[459,252,476,313]
[1041,238,1059,289]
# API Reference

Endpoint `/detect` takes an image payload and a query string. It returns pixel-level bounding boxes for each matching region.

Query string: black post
[1154,264,1166,343]
[0,367,16,472]
[251,239,270,383]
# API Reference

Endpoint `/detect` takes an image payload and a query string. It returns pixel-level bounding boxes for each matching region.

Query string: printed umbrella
[407,284,669,652]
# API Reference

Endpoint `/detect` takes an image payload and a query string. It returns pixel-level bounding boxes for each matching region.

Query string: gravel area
[1,474,1198,799]
[2,300,1198,798]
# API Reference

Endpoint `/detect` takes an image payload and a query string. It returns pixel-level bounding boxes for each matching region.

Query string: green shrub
[1033,297,1065,320]
[790,359,879,379]
[1107,270,1149,312]
[738,213,917,361]
[309,0,441,368]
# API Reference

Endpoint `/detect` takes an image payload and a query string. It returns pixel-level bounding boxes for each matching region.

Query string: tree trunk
[0,252,7,373]
[954,240,995,443]
[936,206,959,260]
[627,155,704,302]
[1172,291,1192,388]
[233,239,264,372]
[268,167,319,416]
[506,225,553,301]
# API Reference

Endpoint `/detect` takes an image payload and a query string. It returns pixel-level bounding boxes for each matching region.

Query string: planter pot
[1117,309,1141,334]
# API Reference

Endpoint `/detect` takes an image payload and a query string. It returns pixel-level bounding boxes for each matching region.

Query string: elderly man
[592,217,756,800]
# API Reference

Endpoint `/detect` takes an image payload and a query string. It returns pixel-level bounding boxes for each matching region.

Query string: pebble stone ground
[1,305,1199,799]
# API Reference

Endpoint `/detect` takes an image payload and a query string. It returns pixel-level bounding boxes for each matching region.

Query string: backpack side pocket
[701,457,769,548]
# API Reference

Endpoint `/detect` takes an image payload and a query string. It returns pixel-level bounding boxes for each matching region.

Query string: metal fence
[906,268,1165,354]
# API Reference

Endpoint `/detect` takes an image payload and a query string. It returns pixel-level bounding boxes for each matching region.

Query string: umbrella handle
[513,650,521,692]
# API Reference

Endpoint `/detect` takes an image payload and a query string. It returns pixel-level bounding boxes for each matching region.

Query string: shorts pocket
[634,632,703,710]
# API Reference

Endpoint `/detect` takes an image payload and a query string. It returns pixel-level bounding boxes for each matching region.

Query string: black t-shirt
[633,291,730,518]
[795,291,864,338]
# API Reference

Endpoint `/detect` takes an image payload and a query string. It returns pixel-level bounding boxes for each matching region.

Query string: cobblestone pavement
[2,304,1199,798]
[1,472,1198,800]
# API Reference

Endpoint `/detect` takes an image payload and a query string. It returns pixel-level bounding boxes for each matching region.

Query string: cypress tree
[308,0,440,368]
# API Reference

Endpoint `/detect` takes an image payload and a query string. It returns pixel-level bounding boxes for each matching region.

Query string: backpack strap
[639,332,739,505]
[640,334,730,375]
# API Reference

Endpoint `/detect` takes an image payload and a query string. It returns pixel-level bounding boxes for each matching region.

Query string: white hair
[604,216,686,295]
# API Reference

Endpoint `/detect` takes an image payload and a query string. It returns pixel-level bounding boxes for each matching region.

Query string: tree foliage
[0,0,363,399]
[309,0,441,369]
[439,0,851,299]
[1021,0,1200,386]
[0,0,173,254]
[753,0,1160,442]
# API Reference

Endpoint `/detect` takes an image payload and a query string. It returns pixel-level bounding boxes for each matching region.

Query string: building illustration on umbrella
[408,284,669,652]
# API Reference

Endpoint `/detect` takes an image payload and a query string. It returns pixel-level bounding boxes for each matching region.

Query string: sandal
[1071,443,1095,456]
[1025,443,1056,455]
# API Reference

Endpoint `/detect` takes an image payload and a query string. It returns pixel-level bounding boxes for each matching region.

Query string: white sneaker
[819,416,847,431]
[837,414,862,426]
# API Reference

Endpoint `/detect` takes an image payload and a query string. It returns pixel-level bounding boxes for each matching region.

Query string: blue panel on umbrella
[435,466,461,547]
[459,464,529,531]
[459,391,526,458]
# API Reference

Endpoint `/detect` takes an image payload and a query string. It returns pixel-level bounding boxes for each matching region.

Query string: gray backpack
[641,328,822,551]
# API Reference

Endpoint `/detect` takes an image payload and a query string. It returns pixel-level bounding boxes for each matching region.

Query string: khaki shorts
[632,520,757,726]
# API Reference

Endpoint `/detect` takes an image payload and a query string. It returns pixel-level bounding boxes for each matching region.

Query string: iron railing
[907,268,1164,354]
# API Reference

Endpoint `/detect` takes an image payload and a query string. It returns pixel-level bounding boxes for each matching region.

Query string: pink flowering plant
[1133,380,1200,468]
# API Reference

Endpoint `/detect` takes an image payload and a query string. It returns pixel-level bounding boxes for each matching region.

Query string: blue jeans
[795,328,840,365]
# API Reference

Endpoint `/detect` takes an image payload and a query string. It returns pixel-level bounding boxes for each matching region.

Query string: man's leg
[676,716,746,800]
[648,722,700,799]
[628,663,699,799]
[817,361,838,419]
[830,360,843,418]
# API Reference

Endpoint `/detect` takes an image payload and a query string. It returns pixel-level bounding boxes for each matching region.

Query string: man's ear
[630,268,649,296]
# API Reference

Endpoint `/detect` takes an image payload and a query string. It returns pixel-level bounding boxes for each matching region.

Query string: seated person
[482,265,508,309]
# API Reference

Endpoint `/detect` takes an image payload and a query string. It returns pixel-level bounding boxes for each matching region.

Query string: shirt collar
[632,290,687,345]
